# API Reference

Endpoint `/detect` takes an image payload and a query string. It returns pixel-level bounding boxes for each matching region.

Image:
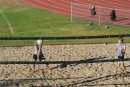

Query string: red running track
[22,0,130,25]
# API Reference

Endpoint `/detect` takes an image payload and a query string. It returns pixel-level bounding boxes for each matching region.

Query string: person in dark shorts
[33,39,49,72]
[110,9,116,21]
[91,6,96,15]
[113,37,127,76]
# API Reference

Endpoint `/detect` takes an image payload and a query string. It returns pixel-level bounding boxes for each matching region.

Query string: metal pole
[70,1,72,21]
[99,6,101,25]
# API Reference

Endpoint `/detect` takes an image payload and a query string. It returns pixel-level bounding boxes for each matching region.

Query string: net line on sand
[0,58,130,64]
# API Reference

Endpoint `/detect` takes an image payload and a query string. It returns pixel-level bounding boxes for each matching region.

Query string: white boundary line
[0,8,14,34]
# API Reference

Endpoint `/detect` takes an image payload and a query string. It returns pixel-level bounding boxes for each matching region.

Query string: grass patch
[0,0,130,46]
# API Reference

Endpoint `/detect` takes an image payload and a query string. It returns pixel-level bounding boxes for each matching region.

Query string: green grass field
[0,0,130,46]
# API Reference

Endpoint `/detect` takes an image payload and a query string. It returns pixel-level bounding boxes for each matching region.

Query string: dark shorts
[91,11,96,15]
[33,54,44,61]
[118,53,125,60]
[118,56,124,60]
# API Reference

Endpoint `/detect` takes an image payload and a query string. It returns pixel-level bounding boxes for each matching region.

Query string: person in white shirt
[113,37,127,76]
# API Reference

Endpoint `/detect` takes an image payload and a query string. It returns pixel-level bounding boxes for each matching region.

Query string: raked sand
[0,43,130,87]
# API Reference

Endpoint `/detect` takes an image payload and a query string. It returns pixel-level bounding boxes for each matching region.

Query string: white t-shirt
[117,43,125,57]
[33,42,42,55]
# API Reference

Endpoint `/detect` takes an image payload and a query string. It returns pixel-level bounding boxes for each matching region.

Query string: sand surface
[0,43,130,87]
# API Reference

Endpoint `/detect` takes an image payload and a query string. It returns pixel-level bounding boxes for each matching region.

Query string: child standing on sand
[33,39,44,72]
[33,39,49,72]
[113,37,127,76]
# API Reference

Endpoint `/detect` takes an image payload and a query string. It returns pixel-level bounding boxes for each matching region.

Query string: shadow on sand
[0,73,130,87]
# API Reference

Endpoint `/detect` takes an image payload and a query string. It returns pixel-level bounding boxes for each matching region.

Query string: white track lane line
[35,0,69,11]
[48,0,70,8]
[68,0,130,10]
[87,0,130,10]
[22,0,69,14]
[0,8,14,34]
[100,0,130,9]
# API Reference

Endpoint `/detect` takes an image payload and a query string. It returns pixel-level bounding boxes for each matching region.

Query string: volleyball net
[0,35,130,64]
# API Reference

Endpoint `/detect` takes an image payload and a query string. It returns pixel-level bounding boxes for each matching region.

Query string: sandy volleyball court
[0,43,130,87]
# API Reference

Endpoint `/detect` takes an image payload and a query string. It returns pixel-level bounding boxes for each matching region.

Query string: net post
[99,6,101,25]
[70,1,73,21]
